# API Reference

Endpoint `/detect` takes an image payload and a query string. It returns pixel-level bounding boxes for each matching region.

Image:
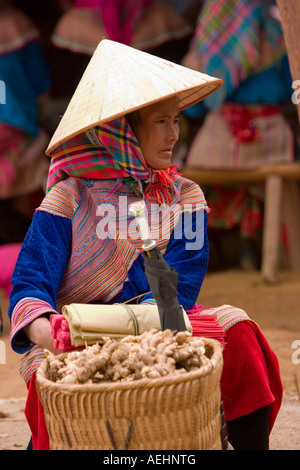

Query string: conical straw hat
[46,39,223,155]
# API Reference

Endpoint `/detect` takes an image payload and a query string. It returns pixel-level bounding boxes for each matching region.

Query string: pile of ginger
[45,328,210,384]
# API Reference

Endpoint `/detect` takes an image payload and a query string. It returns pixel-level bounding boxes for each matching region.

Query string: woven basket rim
[36,337,223,394]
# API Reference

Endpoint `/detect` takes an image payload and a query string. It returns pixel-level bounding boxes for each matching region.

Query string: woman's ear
[125,110,140,134]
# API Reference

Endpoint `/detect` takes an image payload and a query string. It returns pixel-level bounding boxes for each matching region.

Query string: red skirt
[25,320,282,450]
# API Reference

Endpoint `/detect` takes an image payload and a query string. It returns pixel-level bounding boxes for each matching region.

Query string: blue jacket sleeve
[8,210,72,322]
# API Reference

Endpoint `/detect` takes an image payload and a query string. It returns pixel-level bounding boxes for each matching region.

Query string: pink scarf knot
[144,165,180,205]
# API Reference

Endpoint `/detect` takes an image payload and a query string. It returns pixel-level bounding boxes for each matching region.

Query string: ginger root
[45,329,209,384]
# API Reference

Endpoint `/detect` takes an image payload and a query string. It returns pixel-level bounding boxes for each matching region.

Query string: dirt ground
[0,268,300,451]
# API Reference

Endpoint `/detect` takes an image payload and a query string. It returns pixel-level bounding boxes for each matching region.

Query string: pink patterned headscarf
[47,116,180,205]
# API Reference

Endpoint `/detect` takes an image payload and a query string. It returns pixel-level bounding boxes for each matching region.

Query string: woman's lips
[161,148,173,157]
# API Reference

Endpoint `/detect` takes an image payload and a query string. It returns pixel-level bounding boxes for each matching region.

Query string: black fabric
[226,405,270,450]
[27,436,33,450]
[142,247,186,331]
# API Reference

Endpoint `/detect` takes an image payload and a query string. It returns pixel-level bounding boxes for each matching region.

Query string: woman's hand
[23,316,59,355]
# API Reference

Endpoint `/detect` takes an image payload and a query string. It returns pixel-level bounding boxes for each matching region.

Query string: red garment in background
[25,319,282,449]
[206,186,263,238]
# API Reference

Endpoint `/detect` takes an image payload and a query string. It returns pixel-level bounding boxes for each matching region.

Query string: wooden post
[262,175,283,284]
[282,181,300,272]
[276,0,300,122]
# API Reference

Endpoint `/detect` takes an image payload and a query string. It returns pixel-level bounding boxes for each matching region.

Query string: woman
[51,0,151,55]
[0,4,50,200]
[8,40,281,450]
[0,5,50,306]
[182,0,295,269]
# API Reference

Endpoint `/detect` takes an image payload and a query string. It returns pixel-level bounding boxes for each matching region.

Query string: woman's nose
[168,124,179,143]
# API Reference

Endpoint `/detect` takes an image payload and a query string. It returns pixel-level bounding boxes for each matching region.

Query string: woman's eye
[155,117,179,124]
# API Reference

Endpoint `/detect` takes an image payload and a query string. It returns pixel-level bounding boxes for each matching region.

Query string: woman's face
[130,97,180,170]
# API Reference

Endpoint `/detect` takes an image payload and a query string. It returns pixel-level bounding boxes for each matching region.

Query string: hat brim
[46,39,223,155]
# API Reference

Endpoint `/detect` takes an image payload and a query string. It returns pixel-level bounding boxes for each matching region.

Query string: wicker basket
[35,338,223,450]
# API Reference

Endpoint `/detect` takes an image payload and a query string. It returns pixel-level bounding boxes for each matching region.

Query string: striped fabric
[19,345,47,384]
[140,299,249,331]
[10,297,57,349]
[198,304,249,331]
[187,0,286,109]
[47,118,144,190]
[186,106,294,169]
[38,176,82,219]
[38,175,208,310]
[11,297,57,382]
